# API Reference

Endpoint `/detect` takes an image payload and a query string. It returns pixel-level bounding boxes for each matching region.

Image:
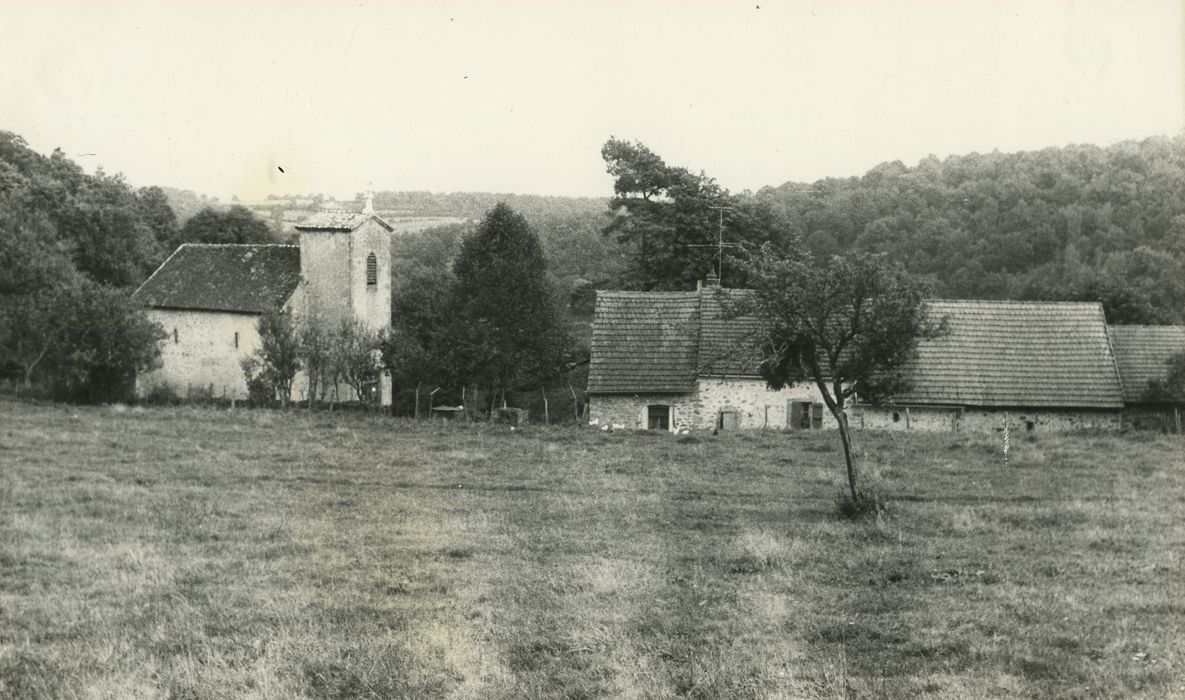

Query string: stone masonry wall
[856,406,1122,433]
[138,309,262,400]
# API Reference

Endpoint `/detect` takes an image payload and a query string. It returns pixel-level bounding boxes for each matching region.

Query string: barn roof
[133,244,301,314]
[587,291,701,393]
[589,290,1126,408]
[1107,325,1185,402]
[892,300,1123,408]
[295,211,393,232]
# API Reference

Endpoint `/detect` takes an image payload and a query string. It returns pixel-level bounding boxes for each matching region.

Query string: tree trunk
[414,382,422,420]
[836,409,859,503]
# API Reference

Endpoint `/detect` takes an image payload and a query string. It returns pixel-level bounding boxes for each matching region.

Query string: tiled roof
[133,244,301,314]
[1107,325,1185,402]
[589,291,1126,408]
[587,291,701,393]
[892,300,1123,408]
[697,289,763,376]
[295,211,393,232]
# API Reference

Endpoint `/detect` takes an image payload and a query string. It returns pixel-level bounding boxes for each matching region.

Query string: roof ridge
[177,243,298,248]
[927,298,1102,306]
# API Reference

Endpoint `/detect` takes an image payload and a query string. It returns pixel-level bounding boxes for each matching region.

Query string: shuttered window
[366,252,377,286]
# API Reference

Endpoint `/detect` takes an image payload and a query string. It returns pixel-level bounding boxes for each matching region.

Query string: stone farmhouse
[586,280,1184,433]
[133,198,395,404]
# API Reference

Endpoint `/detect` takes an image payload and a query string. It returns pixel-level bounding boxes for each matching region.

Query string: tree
[1142,352,1185,405]
[136,186,180,253]
[451,203,569,407]
[296,318,333,408]
[330,318,382,403]
[176,206,274,249]
[740,248,943,505]
[601,137,782,290]
[242,312,300,405]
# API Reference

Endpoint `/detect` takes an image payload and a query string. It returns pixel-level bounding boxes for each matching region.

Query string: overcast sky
[4,0,1182,200]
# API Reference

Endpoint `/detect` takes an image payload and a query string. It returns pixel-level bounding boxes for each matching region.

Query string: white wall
[592,378,1124,433]
[138,309,261,399]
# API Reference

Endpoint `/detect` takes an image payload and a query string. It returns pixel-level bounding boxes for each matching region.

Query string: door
[719,410,739,431]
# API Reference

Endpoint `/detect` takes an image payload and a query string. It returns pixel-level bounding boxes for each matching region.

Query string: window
[789,401,823,430]
[234,331,239,348]
[173,328,178,344]
[366,252,377,286]
[891,411,901,423]
[647,404,670,431]
[718,409,740,431]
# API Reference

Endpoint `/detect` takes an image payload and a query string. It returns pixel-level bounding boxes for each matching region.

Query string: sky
[3,0,1183,201]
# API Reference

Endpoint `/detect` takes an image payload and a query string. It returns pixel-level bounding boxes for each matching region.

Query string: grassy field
[1,399,1183,699]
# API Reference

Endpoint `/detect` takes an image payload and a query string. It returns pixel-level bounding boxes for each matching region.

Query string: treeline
[756,135,1185,323]
[0,131,277,400]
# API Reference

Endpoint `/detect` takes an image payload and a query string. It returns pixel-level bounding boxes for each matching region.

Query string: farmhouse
[587,281,1183,433]
[133,199,395,404]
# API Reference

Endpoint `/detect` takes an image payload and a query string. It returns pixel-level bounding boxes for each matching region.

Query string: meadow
[1,399,1182,699]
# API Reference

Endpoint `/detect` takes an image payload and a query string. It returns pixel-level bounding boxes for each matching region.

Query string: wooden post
[414,382,421,420]
[1003,413,1010,469]
[905,407,911,430]
[1175,407,1182,434]
[568,382,580,422]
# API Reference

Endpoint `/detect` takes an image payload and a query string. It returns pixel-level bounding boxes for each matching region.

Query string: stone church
[133,197,395,405]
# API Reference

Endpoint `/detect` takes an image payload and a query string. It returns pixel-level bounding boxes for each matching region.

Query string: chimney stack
[705,270,720,288]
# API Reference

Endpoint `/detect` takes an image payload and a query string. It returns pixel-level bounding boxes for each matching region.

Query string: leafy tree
[601,137,781,290]
[330,318,382,403]
[1142,352,1185,405]
[242,312,300,405]
[740,248,943,506]
[379,266,456,400]
[136,186,180,252]
[296,318,333,408]
[176,205,275,249]
[451,203,569,407]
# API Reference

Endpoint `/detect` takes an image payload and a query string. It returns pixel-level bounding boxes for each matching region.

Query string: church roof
[133,244,301,314]
[1107,325,1185,402]
[295,211,393,232]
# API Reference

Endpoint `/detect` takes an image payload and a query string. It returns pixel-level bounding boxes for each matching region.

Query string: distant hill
[753,134,1185,323]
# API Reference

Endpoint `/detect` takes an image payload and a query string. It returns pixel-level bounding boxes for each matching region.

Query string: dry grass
[1,399,1183,698]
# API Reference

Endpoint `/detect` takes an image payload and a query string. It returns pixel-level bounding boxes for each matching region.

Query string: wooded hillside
[754,135,1185,323]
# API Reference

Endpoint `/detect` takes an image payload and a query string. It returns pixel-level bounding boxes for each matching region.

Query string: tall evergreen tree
[450,203,568,406]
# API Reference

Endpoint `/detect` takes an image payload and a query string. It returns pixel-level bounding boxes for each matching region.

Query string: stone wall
[856,405,1122,433]
[298,231,351,326]
[589,379,837,431]
[591,378,1125,434]
[138,309,261,400]
[588,393,700,431]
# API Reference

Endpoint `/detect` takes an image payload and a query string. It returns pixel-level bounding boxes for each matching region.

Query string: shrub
[835,483,892,520]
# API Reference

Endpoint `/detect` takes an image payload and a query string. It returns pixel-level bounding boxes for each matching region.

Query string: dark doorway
[647,404,670,431]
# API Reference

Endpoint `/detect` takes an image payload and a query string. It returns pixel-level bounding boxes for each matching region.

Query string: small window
[891,411,901,423]
[1025,420,1035,432]
[173,328,178,344]
[234,331,239,348]
[647,404,670,431]
[366,252,377,286]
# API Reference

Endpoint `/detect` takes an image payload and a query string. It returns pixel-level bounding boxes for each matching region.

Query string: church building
[133,196,395,404]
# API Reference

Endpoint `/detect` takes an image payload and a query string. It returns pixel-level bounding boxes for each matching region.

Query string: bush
[835,483,892,520]
[141,383,181,406]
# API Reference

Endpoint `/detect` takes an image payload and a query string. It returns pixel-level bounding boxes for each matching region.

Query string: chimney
[705,270,720,288]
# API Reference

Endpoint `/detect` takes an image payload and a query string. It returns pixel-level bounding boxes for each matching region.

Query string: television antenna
[688,205,740,285]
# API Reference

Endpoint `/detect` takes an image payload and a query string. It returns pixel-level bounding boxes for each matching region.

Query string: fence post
[1003,413,1010,468]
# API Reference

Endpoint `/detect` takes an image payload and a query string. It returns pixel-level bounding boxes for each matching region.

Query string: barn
[586,281,1178,433]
